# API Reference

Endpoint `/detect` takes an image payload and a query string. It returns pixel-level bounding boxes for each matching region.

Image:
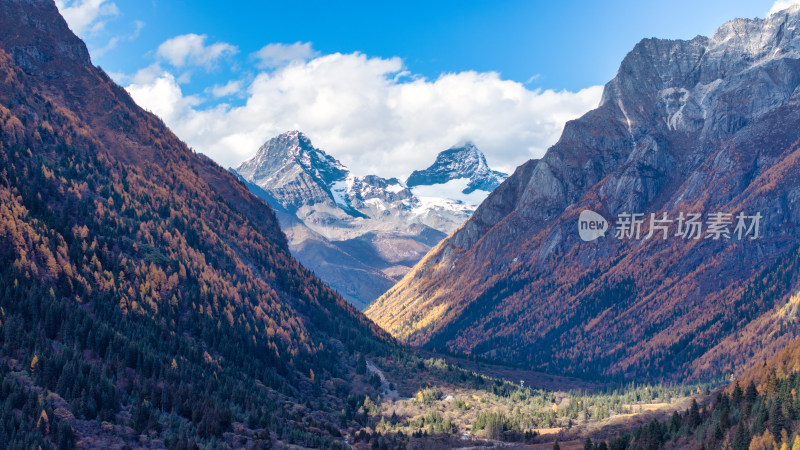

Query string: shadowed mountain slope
[368,8,800,382]
[0,0,393,446]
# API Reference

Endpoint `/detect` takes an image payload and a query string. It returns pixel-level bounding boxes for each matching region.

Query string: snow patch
[410,178,491,216]
[330,179,350,209]
[386,183,405,194]
[411,178,490,205]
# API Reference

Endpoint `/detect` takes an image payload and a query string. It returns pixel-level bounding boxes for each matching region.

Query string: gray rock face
[0,0,92,77]
[234,131,506,309]
[368,6,800,380]
[235,131,356,215]
[456,4,800,250]
[234,173,397,310]
[406,143,507,194]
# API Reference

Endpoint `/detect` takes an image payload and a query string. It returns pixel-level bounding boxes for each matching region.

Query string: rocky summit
[234,131,507,309]
[406,142,507,194]
[367,6,800,381]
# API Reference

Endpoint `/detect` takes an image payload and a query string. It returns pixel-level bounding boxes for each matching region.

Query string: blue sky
[56,0,790,178]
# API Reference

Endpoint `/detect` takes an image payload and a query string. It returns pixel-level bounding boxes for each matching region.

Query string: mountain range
[11,0,800,448]
[0,1,393,446]
[233,131,506,309]
[368,6,800,381]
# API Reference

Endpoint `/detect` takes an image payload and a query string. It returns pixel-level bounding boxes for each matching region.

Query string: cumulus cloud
[126,52,602,179]
[127,71,203,123]
[768,0,800,16]
[252,42,319,69]
[157,34,238,68]
[209,80,245,98]
[55,0,119,35]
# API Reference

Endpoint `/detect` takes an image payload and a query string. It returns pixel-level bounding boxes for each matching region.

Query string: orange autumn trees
[0,0,392,447]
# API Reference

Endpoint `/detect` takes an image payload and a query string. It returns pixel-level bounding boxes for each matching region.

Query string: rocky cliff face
[236,130,353,214]
[406,143,507,194]
[367,6,800,381]
[234,132,506,309]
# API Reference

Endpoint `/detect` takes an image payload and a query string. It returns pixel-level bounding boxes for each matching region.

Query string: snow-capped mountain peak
[232,132,509,308]
[237,130,348,188]
[406,142,507,194]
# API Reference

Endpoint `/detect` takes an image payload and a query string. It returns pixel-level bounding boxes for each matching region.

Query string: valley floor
[349,354,717,449]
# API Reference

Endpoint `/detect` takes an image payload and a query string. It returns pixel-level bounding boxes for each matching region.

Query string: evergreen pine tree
[689,399,701,427]
[771,401,786,440]
[733,421,750,450]
[732,382,743,405]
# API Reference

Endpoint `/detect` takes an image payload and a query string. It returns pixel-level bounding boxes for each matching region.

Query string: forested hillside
[0,0,393,447]
[599,338,800,449]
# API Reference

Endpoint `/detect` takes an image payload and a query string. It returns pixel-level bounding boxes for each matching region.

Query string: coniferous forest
[4,1,800,449]
[0,0,395,446]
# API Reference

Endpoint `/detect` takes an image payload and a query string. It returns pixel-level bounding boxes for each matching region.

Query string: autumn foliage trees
[0,2,392,446]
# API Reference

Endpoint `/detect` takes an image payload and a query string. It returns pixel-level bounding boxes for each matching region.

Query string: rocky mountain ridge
[234,131,507,309]
[367,5,800,381]
[406,142,507,194]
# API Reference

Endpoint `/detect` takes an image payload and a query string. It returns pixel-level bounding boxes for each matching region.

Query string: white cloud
[127,70,203,124]
[55,0,119,35]
[125,52,602,179]
[252,42,319,69]
[156,34,238,68]
[768,1,800,16]
[209,80,244,98]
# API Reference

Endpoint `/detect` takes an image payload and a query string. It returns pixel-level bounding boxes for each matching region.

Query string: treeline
[585,370,800,449]
[351,355,715,447]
